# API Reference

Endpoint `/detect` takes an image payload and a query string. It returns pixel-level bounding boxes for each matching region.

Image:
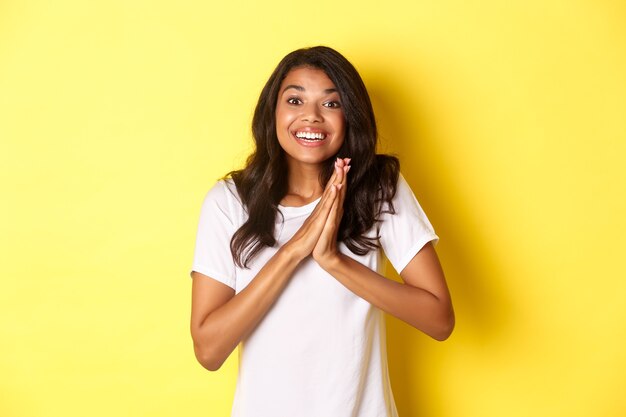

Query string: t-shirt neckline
[278,196,321,216]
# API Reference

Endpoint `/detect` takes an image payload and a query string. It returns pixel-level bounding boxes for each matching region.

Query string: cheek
[276,106,295,127]
[335,114,346,137]
[275,110,291,145]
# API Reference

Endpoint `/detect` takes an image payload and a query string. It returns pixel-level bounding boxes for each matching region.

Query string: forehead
[279,66,337,92]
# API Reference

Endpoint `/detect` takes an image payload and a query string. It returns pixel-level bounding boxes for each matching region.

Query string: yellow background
[1,1,625,416]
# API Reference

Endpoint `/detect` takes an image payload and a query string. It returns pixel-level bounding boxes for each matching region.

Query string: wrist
[316,251,343,272]
[279,241,307,266]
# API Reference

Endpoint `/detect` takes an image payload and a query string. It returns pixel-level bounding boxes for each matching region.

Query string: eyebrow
[281,84,338,95]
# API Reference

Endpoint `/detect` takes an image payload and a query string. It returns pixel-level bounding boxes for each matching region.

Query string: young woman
[189,46,454,417]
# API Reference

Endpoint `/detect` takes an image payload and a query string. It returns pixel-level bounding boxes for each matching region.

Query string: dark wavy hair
[227,46,400,268]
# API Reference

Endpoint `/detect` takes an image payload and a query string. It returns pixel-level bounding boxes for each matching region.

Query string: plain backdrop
[1,1,625,416]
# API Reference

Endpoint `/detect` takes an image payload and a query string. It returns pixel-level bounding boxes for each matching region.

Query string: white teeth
[295,131,326,140]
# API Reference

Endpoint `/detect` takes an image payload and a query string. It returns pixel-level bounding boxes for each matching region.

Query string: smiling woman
[189,46,454,417]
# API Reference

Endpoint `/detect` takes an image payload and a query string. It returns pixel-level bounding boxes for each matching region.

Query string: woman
[189,46,454,417]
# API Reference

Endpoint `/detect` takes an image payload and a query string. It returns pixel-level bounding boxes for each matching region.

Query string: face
[275,66,346,168]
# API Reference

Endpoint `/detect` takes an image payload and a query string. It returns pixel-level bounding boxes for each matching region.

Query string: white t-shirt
[190,174,439,417]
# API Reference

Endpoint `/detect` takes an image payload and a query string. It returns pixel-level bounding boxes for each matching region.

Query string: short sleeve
[190,180,238,289]
[378,174,439,274]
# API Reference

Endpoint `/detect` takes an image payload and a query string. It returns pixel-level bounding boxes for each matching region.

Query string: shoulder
[395,173,429,213]
[378,172,412,211]
[394,173,414,200]
[205,177,238,199]
[379,172,432,223]
[377,172,440,267]
[201,178,245,218]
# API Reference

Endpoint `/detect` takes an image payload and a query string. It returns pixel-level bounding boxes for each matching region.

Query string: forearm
[193,245,302,370]
[320,254,454,340]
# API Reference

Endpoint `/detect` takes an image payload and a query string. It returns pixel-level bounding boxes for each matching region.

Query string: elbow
[432,319,454,341]
[198,356,225,372]
[191,327,226,371]
[194,344,226,372]
[431,308,455,342]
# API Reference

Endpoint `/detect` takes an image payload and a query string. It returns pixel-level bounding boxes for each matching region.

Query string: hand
[312,157,350,267]
[282,159,346,262]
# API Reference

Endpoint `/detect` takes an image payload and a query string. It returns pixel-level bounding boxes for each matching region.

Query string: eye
[286,97,302,105]
[324,101,342,108]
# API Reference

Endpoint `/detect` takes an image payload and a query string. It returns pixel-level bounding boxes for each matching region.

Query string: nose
[301,102,323,123]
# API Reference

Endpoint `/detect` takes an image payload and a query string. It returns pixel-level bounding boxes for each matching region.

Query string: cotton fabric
[190,174,438,417]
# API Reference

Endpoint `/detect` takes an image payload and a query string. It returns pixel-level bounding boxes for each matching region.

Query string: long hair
[228,46,400,268]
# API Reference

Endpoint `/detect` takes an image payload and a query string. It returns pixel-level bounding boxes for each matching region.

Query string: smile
[294,130,326,141]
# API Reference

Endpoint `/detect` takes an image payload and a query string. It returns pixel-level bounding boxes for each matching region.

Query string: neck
[285,160,324,200]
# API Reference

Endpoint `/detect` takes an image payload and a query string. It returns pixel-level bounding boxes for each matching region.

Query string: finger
[321,170,340,205]
[323,161,340,191]
[316,184,339,218]
[339,157,350,181]
[336,164,349,212]
[323,186,341,233]
[315,162,340,212]
[314,158,345,215]
[338,161,349,185]
[333,158,344,186]
[314,184,339,227]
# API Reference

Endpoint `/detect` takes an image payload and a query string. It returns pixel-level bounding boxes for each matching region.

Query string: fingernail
[346,166,351,173]
[345,158,351,164]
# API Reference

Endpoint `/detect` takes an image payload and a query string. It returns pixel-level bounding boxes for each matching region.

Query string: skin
[190,67,455,371]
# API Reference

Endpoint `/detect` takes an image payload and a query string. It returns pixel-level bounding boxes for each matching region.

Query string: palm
[284,157,350,264]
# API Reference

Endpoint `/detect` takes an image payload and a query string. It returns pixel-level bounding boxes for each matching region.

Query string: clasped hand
[285,157,351,268]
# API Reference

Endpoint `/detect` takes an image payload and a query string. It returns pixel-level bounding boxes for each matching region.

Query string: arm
[190,164,347,371]
[313,159,454,340]
[190,246,301,371]
[317,242,455,341]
